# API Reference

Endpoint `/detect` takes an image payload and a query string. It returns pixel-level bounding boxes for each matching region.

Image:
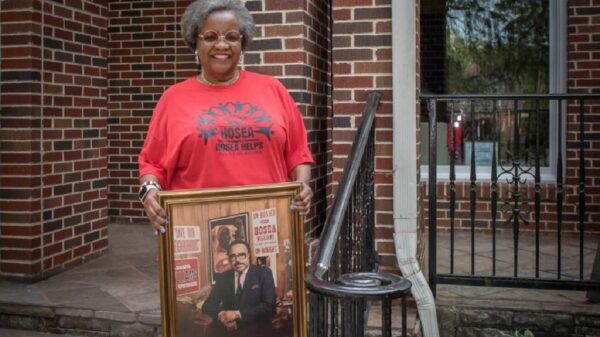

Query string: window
[420,0,566,180]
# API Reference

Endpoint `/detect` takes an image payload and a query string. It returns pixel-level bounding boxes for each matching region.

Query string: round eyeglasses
[228,252,248,260]
[197,30,243,45]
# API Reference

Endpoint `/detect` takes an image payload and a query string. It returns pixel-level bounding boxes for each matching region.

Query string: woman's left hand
[292,182,313,216]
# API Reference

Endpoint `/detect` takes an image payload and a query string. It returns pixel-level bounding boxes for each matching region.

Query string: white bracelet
[139,181,162,202]
[141,185,159,202]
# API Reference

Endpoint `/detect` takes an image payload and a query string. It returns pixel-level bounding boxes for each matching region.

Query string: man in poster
[202,240,276,336]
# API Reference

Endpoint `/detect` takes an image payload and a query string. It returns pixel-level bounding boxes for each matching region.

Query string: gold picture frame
[157,182,306,337]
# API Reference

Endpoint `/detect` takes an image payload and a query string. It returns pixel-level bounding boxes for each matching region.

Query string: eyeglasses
[228,252,248,260]
[197,30,243,45]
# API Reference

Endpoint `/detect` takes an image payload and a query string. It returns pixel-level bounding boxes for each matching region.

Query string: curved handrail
[306,91,411,298]
[305,272,412,299]
[312,91,380,279]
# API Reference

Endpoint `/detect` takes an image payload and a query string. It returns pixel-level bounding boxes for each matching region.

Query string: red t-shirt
[138,70,314,190]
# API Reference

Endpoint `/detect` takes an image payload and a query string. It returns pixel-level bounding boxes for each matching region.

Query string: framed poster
[157,182,306,337]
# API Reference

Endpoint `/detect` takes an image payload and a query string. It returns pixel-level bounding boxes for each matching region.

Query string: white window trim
[419,0,567,183]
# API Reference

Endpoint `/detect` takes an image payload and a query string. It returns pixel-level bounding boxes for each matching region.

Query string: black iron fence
[305,92,412,337]
[422,93,600,296]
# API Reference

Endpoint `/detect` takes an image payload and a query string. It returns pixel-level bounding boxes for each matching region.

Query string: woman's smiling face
[196,10,242,83]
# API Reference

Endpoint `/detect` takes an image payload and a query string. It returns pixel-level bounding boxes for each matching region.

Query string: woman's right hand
[142,188,168,232]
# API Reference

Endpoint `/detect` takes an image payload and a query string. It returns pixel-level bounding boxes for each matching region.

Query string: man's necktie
[236,273,242,300]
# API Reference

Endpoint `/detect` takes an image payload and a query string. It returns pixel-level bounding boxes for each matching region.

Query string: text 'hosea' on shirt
[220,126,254,139]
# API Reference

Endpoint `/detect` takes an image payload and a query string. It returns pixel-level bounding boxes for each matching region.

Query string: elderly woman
[138,0,314,232]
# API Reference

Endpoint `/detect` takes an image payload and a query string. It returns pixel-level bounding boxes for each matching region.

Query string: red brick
[265,0,303,10]
[569,0,591,6]
[0,225,40,236]
[333,75,373,88]
[1,237,39,249]
[333,0,373,5]
[1,249,41,261]
[0,262,41,275]
[264,51,306,63]
[355,61,392,73]
[53,250,73,265]
[333,9,351,20]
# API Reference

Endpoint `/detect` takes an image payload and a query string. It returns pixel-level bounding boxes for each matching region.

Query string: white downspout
[391,1,439,337]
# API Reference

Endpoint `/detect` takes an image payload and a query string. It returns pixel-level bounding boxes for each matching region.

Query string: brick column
[0,0,109,281]
[249,0,331,228]
[0,0,44,279]
[567,0,600,226]
[330,1,396,272]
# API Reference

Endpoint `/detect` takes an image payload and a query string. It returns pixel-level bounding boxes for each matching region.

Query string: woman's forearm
[139,174,160,185]
[290,164,311,184]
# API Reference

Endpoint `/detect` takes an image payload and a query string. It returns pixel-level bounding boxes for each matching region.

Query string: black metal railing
[422,93,600,296]
[305,92,412,337]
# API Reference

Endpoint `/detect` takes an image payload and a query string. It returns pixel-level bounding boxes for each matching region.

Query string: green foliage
[496,329,534,337]
[445,0,549,94]
[441,0,552,167]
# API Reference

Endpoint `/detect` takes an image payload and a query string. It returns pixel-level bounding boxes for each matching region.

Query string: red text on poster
[173,226,201,255]
[175,258,200,295]
[251,208,279,256]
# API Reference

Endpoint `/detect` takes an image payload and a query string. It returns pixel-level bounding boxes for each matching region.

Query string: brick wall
[107,0,182,222]
[330,0,397,272]
[107,0,331,231]
[0,0,108,281]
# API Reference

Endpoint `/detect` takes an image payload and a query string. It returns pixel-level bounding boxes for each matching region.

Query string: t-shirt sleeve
[138,96,168,186]
[280,85,314,175]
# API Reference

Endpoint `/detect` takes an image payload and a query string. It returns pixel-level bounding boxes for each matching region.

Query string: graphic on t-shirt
[196,102,273,154]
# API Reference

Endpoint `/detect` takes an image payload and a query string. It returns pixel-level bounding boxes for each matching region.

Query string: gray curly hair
[180,0,254,52]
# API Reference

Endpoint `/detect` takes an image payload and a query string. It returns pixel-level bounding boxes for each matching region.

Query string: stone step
[0,302,418,337]
[0,328,84,337]
[0,302,161,337]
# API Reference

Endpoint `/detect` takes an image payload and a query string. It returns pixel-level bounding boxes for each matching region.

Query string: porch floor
[1,224,598,336]
[0,223,416,336]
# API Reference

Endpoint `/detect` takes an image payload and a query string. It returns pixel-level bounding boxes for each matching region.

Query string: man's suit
[202,264,276,336]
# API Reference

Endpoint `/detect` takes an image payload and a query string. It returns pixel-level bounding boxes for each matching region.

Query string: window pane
[421,100,550,167]
[446,0,549,94]
[420,0,551,168]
